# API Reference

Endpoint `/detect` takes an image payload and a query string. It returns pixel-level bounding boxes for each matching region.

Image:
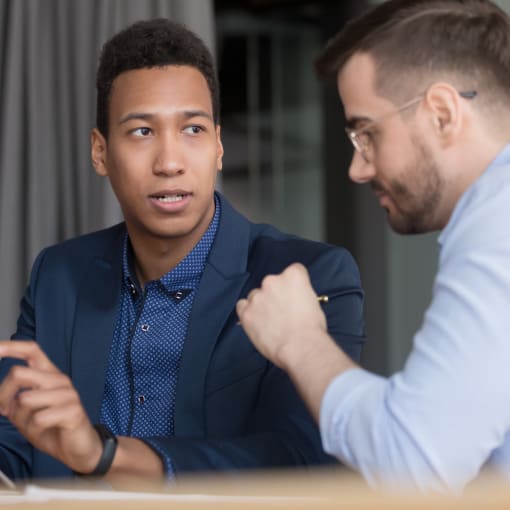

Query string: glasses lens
[356,131,371,161]
[346,128,371,162]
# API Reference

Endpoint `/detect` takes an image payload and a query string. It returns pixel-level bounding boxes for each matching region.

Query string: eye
[183,125,204,135]
[357,129,374,149]
[131,127,152,137]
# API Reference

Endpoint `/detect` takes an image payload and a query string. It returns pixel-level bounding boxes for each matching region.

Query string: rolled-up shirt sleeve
[319,149,510,493]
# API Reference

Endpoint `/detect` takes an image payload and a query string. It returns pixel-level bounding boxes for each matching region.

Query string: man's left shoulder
[217,193,357,276]
[247,226,355,275]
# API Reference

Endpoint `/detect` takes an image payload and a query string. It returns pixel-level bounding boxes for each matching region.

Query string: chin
[151,226,194,240]
[387,214,434,235]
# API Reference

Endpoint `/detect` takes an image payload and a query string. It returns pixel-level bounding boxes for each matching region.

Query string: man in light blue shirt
[237,0,510,493]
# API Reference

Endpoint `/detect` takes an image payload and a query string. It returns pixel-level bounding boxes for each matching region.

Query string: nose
[348,151,376,184]
[153,133,185,176]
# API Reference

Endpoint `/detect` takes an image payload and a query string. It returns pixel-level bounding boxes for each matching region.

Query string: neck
[127,209,215,287]
[130,238,190,286]
[440,135,509,229]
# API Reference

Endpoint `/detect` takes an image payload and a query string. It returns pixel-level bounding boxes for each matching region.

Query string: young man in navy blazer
[0,18,364,481]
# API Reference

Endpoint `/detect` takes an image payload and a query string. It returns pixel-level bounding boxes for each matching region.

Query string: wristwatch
[76,424,118,477]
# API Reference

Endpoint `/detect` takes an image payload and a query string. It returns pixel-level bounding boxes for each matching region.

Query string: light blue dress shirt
[320,144,510,493]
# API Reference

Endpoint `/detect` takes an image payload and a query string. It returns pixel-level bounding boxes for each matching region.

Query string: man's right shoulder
[41,223,126,259]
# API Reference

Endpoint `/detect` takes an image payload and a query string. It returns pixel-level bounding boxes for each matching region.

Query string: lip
[148,189,192,213]
[372,189,391,207]
[377,194,393,210]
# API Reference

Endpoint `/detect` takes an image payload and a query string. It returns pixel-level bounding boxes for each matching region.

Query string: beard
[374,136,444,235]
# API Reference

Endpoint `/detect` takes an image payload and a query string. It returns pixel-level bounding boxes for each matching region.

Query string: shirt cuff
[142,439,175,480]
[319,367,385,459]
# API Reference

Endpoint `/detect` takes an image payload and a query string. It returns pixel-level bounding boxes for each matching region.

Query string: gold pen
[316,288,362,304]
[236,288,361,325]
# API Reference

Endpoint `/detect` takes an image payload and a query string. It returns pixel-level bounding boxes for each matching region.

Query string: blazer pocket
[205,351,267,396]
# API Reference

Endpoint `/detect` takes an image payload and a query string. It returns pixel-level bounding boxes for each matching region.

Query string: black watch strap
[77,424,118,477]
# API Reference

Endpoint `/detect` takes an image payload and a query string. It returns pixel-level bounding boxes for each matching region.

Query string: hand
[237,263,357,422]
[236,263,328,370]
[0,340,102,473]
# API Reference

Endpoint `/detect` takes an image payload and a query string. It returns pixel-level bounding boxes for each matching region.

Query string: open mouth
[153,194,186,203]
[149,192,191,203]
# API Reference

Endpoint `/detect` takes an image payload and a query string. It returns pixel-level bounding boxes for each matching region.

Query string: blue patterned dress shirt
[100,196,220,474]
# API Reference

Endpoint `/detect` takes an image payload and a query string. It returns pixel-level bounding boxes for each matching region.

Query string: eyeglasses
[345,90,477,163]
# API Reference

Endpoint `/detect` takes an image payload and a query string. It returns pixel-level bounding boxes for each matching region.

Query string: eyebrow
[118,110,214,125]
[182,110,214,122]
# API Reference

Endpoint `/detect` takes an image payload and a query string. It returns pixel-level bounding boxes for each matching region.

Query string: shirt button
[137,395,145,404]
[127,278,137,296]
[141,324,150,332]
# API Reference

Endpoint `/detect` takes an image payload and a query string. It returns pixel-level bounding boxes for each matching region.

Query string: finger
[260,273,279,293]
[15,386,79,415]
[0,366,71,415]
[285,262,307,276]
[15,389,85,432]
[26,402,87,433]
[9,387,82,440]
[236,298,248,319]
[284,264,318,301]
[284,263,312,286]
[245,287,261,302]
[1,365,70,394]
[7,388,94,470]
[0,341,57,371]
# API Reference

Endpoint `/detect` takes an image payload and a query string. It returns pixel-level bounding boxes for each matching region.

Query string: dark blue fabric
[100,196,220,475]
[1,192,365,480]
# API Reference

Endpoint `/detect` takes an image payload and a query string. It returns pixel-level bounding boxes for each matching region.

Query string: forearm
[144,429,332,474]
[280,328,358,422]
[318,369,450,492]
[105,437,164,480]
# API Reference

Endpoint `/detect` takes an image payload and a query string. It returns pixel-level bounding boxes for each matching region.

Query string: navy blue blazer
[0,193,365,479]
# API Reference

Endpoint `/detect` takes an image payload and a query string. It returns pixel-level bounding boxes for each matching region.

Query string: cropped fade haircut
[315,0,510,107]
[96,18,219,138]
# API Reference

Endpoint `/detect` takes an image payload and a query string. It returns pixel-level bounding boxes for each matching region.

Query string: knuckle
[261,274,276,290]
[246,288,258,301]
[57,372,72,386]
[9,365,26,381]
[16,389,31,405]
[31,412,47,429]
[69,406,84,424]
[252,289,265,304]
[289,262,304,275]
[25,340,39,352]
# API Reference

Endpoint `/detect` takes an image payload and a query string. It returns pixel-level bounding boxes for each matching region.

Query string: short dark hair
[315,0,510,105]
[96,18,219,138]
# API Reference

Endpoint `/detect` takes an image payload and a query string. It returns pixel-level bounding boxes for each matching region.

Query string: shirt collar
[438,142,510,247]
[122,194,221,293]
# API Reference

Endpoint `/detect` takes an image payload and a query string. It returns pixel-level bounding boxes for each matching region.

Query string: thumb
[236,298,248,320]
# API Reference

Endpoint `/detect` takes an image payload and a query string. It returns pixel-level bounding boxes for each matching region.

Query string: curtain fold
[0,0,214,334]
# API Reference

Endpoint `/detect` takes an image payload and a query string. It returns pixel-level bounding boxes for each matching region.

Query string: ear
[91,128,108,176]
[215,125,224,172]
[423,83,463,145]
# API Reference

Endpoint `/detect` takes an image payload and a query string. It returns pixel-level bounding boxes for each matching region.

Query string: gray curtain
[0,0,215,334]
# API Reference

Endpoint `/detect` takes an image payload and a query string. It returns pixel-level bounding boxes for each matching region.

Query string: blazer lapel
[174,194,251,436]
[71,226,124,422]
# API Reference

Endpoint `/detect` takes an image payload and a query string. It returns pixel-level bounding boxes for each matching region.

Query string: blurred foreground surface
[0,467,509,509]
